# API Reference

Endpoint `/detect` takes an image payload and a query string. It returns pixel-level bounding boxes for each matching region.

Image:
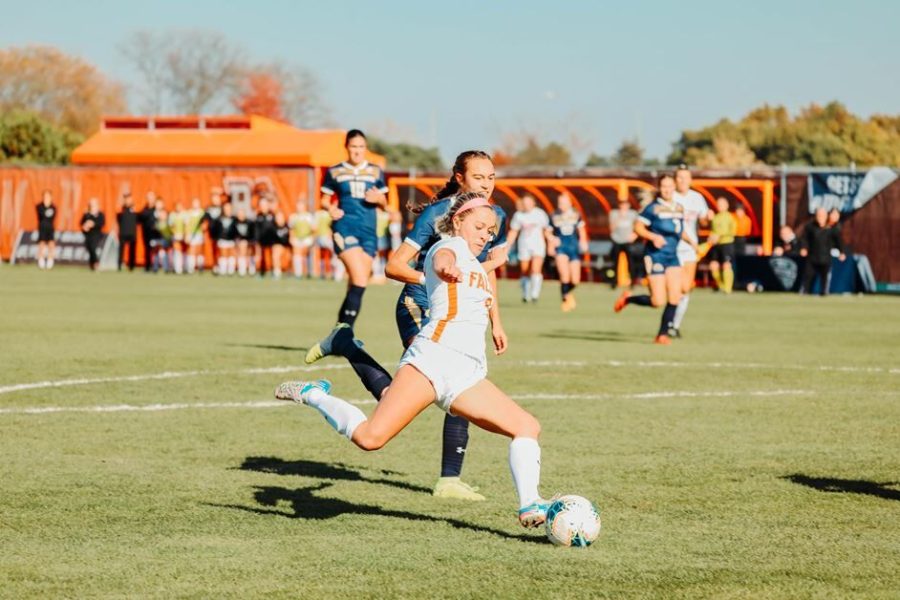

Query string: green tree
[369,137,443,171]
[614,139,644,166]
[669,101,900,167]
[0,110,82,165]
[584,152,610,167]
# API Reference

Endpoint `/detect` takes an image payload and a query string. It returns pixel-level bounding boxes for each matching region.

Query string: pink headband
[455,196,490,215]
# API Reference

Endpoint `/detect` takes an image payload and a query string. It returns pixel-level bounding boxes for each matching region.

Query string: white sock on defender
[530,274,543,299]
[293,256,302,276]
[509,437,542,508]
[520,276,530,300]
[673,294,690,328]
[306,388,367,440]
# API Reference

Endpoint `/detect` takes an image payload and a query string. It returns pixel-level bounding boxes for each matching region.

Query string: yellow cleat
[432,477,486,501]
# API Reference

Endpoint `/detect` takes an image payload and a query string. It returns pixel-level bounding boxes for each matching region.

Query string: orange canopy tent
[71,115,385,169]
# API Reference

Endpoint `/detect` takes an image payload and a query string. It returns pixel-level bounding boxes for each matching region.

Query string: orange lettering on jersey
[467,271,488,291]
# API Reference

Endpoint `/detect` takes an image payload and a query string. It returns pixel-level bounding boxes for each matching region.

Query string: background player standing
[35,190,57,270]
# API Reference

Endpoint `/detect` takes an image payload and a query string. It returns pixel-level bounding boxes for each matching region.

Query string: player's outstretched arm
[486,270,508,355]
[386,242,425,285]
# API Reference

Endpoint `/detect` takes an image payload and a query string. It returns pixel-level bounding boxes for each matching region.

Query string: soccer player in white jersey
[274,192,550,529]
[508,195,552,303]
[671,165,712,337]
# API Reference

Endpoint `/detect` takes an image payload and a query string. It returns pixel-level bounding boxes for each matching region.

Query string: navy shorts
[395,283,429,346]
[644,250,680,274]
[333,219,377,258]
[556,241,580,261]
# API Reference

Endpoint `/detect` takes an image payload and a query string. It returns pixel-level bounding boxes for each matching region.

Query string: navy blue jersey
[321,161,388,225]
[550,209,582,245]
[638,199,683,257]
[404,197,509,271]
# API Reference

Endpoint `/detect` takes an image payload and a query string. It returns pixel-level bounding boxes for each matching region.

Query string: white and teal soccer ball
[545,495,602,547]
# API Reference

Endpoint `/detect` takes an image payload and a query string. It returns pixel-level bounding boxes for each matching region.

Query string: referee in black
[117,193,138,271]
[799,208,846,296]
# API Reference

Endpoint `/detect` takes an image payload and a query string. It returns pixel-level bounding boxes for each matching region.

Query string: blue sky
[2,0,898,164]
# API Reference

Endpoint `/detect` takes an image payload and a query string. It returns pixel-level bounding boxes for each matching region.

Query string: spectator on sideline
[80,198,106,271]
[272,211,290,279]
[313,205,335,279]
[35,190,57,270]
[200,188,224,272]
[216,201,237,275]
[773,225,800,257]
[609,198,639,288]
[289,200,314,278]
[233,207,254,276]
[799,208,846,296]
[152,202,172,273]
[733,205,752,256]
[707,197,736,293]
[138,192,158,272]
[117,192,138,271]
[255,197,277,276]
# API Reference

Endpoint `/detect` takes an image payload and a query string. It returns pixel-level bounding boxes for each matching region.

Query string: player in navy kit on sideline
[548,193,589,312]
[319,129,389,326]
[36,190,57,270]
[305,151,509,501]
[614,174,697,344]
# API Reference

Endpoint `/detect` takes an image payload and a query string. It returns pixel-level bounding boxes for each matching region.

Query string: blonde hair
[435,191,488,235]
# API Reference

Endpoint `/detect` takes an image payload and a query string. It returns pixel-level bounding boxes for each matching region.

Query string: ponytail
[407,149,492,214]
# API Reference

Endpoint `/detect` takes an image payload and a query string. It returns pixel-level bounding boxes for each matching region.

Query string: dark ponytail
[408,150,492,214]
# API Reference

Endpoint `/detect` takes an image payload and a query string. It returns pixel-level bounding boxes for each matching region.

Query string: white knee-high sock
[237,257,247,276]
[218,256,227,274]
[228,256,236,275]
[186,254,196,274]
[47,257,54,269]
[293,255,303,277]
[530,274,543,299]
[509,437,542,508]
[305,388,367,440]
[520,276,531,300]
[173,249,184,274]
[673,294,690,329]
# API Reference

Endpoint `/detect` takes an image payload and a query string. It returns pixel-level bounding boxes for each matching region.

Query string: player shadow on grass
[212,483,544,544]
[540,329,643,343]
[237,456,432,495]
[782,474,900,502]
[225,343,309,352]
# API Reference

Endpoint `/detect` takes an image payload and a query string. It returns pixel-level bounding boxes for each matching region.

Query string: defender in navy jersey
[318,129,389,328]
[614,173,696,344]
[548,193,588,312]
[304,150,509,502]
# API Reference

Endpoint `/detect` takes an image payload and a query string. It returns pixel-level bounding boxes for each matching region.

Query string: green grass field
[1,266,899,598]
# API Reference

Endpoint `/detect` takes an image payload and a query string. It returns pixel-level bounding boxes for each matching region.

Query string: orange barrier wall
[0,166,313,262]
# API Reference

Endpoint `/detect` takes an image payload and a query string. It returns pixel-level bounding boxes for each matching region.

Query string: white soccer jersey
[510,208,550,249]
[673,189,708,245]
[419,236,493,361]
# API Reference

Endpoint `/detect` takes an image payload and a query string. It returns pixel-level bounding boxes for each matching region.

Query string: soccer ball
[545,495,602,547]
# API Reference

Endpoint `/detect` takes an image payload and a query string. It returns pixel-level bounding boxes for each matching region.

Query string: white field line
[0,389,813,416]
[0,364,351,396]
[1,358,894,399]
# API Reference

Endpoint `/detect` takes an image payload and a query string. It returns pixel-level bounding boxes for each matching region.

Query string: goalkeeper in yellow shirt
[707,197,736,293]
